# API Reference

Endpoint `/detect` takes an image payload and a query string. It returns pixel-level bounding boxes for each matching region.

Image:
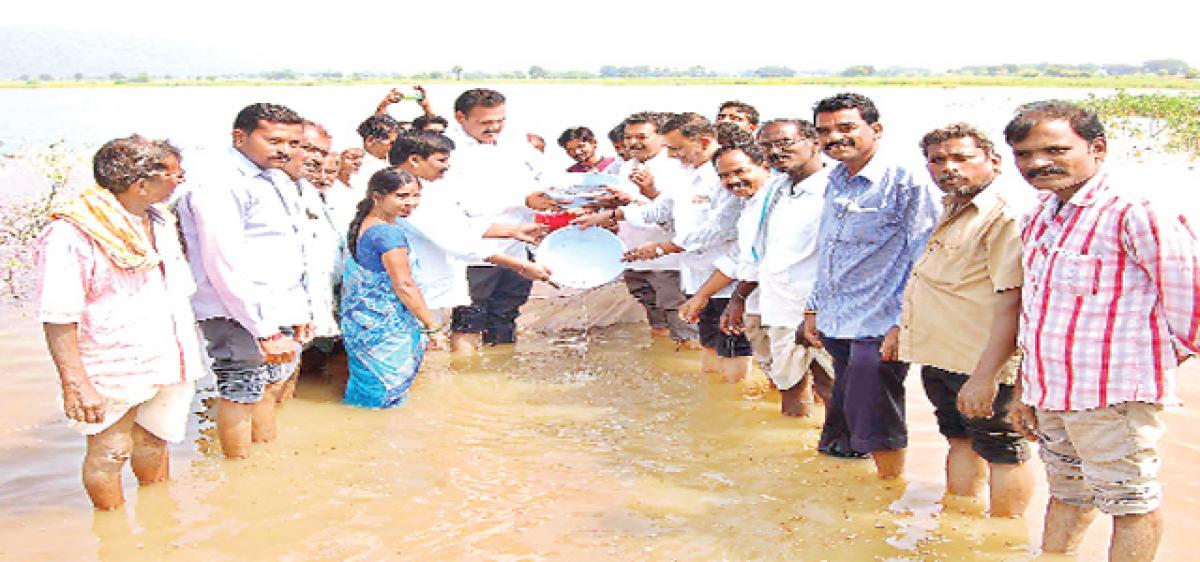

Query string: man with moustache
[799,93,940,479]
[389,131,551,351]
[177,103,312,460]
[1004,101,1199,561]
[621,113,749,378]
[595,112,697,345]
[898,123,1036,517]
[279,120,345,398]
[719,119,835,417]
[442,88,556,349]
[716,100,760,134]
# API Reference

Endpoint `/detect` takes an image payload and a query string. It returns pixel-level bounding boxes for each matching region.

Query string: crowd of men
[37,84,1200,561]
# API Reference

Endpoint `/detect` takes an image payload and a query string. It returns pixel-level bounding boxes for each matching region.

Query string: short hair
[453,88,506,115]
[607,124,625,144]
[389,131,456,165]
[302,119,331,140]
[919,122,997,158]
[557,126,596,148]
[813,92,880,124]
[759,118,818,140]
[718,100,760,125]
[357,114,401,141]
[716,122,754,148]
[1003,100,1106,145]
[623,111,670,134]
[232,102,303,134]
[662,112,715,139]
[413,114,449,130]
[92,135,182,194]
[712,141,767,167]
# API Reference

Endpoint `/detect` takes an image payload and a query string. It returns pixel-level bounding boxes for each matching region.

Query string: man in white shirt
[606,114,745,374]
[719,119,835,417]
[177,103,312,460]
[601,112,699,346]
[389,131,551,351]
[325,115,401,234]
[278,120,345,399]
[441,88,555,348]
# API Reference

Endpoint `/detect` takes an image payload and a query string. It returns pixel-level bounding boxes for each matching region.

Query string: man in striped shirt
[1005,101,1200,561]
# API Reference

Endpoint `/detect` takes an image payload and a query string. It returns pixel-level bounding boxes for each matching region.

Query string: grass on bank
[4,75,1200,90]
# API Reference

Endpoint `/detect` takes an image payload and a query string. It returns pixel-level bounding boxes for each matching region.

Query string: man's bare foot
[650,327,671,339]
[677,339,703,351]
[779,384,814,417]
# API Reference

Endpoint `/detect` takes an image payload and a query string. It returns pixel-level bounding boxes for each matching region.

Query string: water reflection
[2,318,1198,560]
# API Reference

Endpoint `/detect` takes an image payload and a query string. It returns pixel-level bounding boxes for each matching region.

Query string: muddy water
[3,308,1200,561]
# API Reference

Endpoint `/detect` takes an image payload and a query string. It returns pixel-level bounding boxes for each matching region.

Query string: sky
[6,0,1198,74]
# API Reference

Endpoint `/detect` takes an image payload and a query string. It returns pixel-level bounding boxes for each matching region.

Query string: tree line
[11,59,1197,84]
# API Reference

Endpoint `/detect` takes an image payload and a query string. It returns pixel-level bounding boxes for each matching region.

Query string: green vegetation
[4,74,1200,91]
[5,59,1198,90]
[1083,91,1200,157]
[0,142,77,301]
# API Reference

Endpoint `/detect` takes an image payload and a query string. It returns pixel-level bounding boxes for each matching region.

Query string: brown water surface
[3,309,1200,561]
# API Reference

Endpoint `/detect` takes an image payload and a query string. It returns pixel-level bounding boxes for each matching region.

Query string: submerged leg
[82,408,137,510]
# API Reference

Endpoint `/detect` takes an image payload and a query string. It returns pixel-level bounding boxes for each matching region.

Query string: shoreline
[5,75,1200,90]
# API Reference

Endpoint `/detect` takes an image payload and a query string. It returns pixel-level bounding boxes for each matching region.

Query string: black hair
[93,135,182,194]
[712,141,767,166]
[389,131,456,165]
[346,168,420,258]
[662,112,715,139]
[413,114,449,130]
[623,111,670,134]
[718,100,761,125]
[716,122,753,148]
[812,92,880,125]
[453,88,506,116]
[759,118,818,140]
[557,126,596,148]
[607,124,625,144]
[357,114,402,141]
[920,122,997,158]
[1003,100,1106,145]
[233,103,303,134]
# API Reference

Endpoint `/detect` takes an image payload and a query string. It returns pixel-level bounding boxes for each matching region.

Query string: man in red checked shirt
[1001,101,1200,561]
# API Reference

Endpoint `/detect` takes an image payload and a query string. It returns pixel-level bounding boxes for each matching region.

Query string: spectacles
[758,137,798,152]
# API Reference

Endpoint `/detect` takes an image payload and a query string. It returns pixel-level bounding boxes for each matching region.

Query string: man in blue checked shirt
[799,93,941,479]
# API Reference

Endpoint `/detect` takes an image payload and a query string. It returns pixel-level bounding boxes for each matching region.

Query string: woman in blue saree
[341,168,439,408]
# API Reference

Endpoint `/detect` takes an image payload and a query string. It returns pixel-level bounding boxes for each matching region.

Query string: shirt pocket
[1048,251,1100,296]
[834,207,892,244]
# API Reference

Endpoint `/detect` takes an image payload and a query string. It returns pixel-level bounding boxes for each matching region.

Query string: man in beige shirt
[899,123,1036,517]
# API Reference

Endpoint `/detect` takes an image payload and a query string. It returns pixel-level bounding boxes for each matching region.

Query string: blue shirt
[808,152,941,339]
[177,147,312,338]
[354,222,413,273]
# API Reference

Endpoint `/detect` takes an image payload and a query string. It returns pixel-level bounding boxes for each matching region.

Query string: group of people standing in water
[35,85,1199,561]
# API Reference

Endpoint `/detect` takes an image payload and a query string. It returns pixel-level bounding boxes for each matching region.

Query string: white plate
[535,226,625,290]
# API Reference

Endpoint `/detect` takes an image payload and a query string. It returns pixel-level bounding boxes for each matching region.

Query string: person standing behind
[1003,101,1199,561]
[390,131,552,351]
[899,123,1036,517]
[442,88,554,348]
[799,93,941,478]
[341,168,439,408]
[177,103,311,460]
[37,136,204,509]
[614,112,696,345]
[716,100,760,134]
[720,119,835,417]
[558,126,618,173]
[279,120,345,401]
